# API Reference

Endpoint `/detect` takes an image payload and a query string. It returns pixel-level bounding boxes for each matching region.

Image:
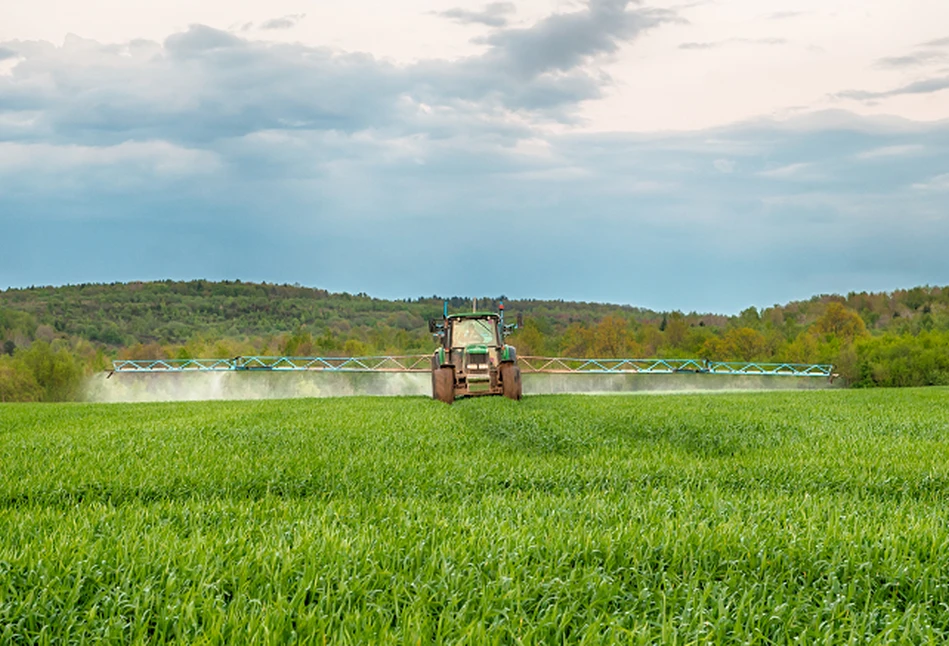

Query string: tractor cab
[449,316,499,348]
[429,306,521,403]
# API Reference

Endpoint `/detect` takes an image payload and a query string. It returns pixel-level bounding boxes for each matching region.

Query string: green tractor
[429,302,522,403]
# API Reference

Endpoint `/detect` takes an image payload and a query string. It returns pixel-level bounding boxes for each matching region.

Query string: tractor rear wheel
[432,366,455,404]
[501,362,522,401]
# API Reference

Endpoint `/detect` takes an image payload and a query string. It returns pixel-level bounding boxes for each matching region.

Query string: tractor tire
[432,366,455,404]
[501,362,522,401]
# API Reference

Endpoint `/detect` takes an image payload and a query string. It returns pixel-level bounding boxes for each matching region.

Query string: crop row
[2,390,949,643]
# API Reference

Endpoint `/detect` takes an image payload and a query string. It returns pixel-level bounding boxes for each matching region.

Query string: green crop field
[2,389,949,644]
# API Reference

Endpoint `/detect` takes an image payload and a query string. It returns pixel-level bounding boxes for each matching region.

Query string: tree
[736,306,761,330]
[17,341,84,402]
[593,316,631,357]
[782,332,818,364]
[700,336,729,361]
[280,328,314,356]
[723,327,768,361]
[560,323,593,358]
[343,338,371,356]
[850,331,949,387]
[663,312,688,349]
[638,325,663,357]
[812,303,868,342]
[510,319,547,356]
[0,356,43,402]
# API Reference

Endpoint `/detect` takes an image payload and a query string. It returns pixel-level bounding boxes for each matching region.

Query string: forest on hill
[2,280,949,401]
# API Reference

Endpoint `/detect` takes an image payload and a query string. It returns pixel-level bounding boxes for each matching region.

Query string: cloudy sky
[1,0,947,312]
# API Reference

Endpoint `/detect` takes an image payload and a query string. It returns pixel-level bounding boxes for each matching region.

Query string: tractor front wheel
[432,366,455,404]
[500,362,522,401]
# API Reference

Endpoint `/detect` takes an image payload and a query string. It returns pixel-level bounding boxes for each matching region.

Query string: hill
[2,280,949,400]
[0,280,657,351]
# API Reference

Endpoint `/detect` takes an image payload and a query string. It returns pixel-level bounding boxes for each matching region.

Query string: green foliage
[781,331,819,363]
[2,390,949,641]
[849,331,949,387]
[723,327,768,361]
[592,315,633,357]
[510,318,547,355]
[663,311,688,347]
[813,302,870,342]
[0,356,43,403]
[0,281,652,353]
[0,307,36,341]
[16,340,84,402]
[734,305,761,329]
[4,280,949,394]
[280,327,315,356]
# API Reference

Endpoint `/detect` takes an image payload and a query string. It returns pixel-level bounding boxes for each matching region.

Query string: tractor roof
[447,312,500,320]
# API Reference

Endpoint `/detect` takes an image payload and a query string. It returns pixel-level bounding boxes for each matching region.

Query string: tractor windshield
[451,319,498,347]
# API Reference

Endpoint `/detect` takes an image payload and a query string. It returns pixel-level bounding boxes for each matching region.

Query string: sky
[1,0,947,313]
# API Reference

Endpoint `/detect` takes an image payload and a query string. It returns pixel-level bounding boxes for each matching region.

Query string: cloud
[435,2,515,28]
[1,15,949,311]
[876,51,948,68]
[758,162,820,180]
[0,51,20,78]
[3,111,948,313]
[474,0,676,79]
[0,30,410,145]
[874,36,949,70]
[0,140,218,175]
[164,24,246,55]
[912,173,949,191]
[854,144,926,160]
[0,47,18,61]
[259,14,307,30]
[837,76,949,101]
[763,108,943,134]
[765,11,806,20]
[0,140,220,209]
[0,1,674,148]
[679,37,786,50]
[678,42,715,50]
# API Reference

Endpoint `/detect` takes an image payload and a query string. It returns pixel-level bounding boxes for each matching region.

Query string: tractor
[429,302,522,403]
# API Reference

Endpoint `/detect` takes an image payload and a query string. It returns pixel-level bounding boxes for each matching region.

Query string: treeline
[0,280,646,349]
[0,341,87,403]
[510,302,949,388]
[2,280,949,401]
